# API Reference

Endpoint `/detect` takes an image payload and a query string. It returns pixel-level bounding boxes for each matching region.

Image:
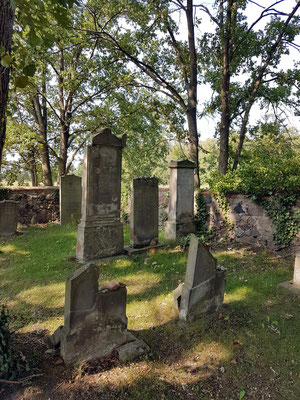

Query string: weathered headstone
[51,263,127,364]
[129,177,159,249]
[173,234,226,321]
[76,128,126,261]
[51,264,150,364]
[279,254,300,296]
[0,200,19,236]
[60,175,82,225]
[165,160,196,240]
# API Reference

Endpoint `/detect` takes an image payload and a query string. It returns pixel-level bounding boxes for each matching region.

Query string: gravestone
[165,160,196,240]
[76,128,126,261]
[60,175,82,225]
[279,254,300,296]
[51,263,150,364]
[129,177,159,249]
[0,200,19,236]
[173,234,226,321]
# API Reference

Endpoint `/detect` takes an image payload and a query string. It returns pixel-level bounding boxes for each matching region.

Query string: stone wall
[201,191,300,251]
[0,186,59,225]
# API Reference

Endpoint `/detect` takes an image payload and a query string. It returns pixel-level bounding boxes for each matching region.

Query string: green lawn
[0,223,299,399]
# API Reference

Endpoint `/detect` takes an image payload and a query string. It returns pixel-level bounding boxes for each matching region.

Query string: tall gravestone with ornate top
[76,128,126,261]
[165,160,196,240]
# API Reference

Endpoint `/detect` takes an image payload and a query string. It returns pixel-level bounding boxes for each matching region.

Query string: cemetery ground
[0,224,299,400]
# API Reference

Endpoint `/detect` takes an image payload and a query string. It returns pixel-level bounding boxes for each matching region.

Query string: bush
[0,305,28,380]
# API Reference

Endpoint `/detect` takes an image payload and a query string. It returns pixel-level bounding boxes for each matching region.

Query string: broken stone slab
[124,243,163,256]
[173,234,226,321]
[278,254,300,296]
[117,331,150,362]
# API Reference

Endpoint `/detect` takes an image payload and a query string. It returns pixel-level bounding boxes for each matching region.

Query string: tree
[199,0,300,173]
[83,0,202,186]
[0,0,76,176]
[0,0,14,176]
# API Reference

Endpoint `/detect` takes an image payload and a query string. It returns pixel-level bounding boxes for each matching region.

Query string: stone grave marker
[76,128,126,261]
[60,174,82,225]
[0,200,19,236]
[165,160,196,240]
[51,263,149,364]
[125,177,161,254]
[279,254,300,296]
[173,234,226,321]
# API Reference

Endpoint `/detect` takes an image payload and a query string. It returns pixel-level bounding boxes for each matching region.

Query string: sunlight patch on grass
[225,286,255,303]
[128,292,176,329]
[0,243,29,255]
[16,283,65,308]
[19,315,64,334]
[162,341,231,384]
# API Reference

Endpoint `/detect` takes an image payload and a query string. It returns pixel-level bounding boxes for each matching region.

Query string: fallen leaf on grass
[232,341,242,346]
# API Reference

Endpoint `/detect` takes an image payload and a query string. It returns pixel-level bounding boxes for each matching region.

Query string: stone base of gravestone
[0,200,19,236]
[165,220,196,241]
[173,234,226,321]
[76,222,124,261]
[50,263,149,364]
[278,254,300,297]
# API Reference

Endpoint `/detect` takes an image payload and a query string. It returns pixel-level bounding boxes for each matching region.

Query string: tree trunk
[28,151,38,186]
[186,0,199,187]
[0,0,14,175]
[232,102,252,170]
[218,0,235,175]
[32,95,53,186]
[58,124,69,177]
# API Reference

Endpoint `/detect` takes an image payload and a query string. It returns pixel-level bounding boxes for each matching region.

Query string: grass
[0,223,299,399]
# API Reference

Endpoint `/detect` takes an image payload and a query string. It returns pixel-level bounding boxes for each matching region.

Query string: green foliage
[208,129,300,248]
[194,190,215,243]
[258,195,299,249]
[0,305,28,380]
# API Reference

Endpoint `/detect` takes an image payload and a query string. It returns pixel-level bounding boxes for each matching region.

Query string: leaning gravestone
[0,200,19,236]
[125,177,160,253]
[51,263,149,364]
[173,234,226,321]
[76,128,126,261]
[165,160,196,240]
[279,254,300,296]
[60,175,82,225]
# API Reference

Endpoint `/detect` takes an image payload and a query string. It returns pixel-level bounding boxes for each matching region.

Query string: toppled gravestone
[278,253,300,296]
[173,234,226,321]
[51,263,149,364]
